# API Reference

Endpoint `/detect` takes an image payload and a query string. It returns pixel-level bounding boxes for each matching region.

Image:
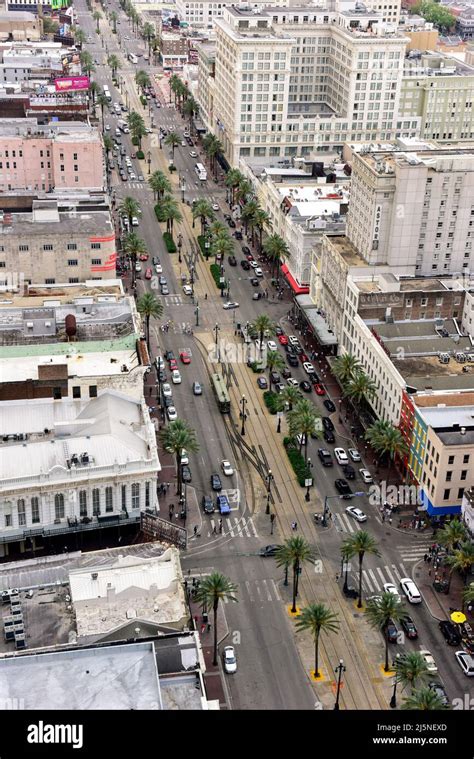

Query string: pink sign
[54,76,90,92]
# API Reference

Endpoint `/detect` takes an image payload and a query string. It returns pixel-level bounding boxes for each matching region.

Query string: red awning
[280,264,309,295]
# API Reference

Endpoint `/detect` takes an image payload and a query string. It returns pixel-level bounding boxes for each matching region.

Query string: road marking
[261,579,273,602]
[376,567,386,585]
[245,580,254,602]
[241,519,251,537]
[227,520,236,537]
[384,566,398,585]
[391,564,403,581]
[367,569,379,593]
[270,579,282,601]
[255,583,263,602]
[248,517,258,537]
[400,563,409,578]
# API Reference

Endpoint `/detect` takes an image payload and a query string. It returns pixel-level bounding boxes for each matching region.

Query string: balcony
[0,511,141,544]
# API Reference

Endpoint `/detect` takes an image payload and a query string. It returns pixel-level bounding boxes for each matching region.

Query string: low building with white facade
[0,41,65,84]
[0,390,161,556]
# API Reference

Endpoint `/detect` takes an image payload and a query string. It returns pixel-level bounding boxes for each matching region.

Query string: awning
[280,264,309,295]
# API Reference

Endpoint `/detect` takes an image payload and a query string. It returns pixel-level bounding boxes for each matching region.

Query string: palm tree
[250,314,276,352]
[342,531,380,608]
[123,231,146,288]
[183,96,199,134]
[159,419,199,498]
[165,131,180,160]
[119,196,141,228]
[266,350,285,391]
[149,170,172,201]
[195,572,238,665]
[209,221,228,239]
[437,518,468,555]
[211,234,234,263]
[254,208,271,250]
[97,92,108,124]
[365,421,408,484]
[74,27,86,46]
[234,178,253,206]
[241,199,260,238]
[93,10,102,32]
[137,292,164,351]
[110,10,118,33]
[142,21,155,54]
[263,234,289,281]
[202,134,223,179]
[344,370,377,409]
[169,73,181,105]
[160,195,182,235]
[280,385,302,412]
[394,652,431,693]
[401,688,449,711]
[80,50,95,76]
[276,537,313,613]
[192,199,215,235]
[103,134,113,170]
[364,592,407,672]
[135,69,151,93]
[295,603,340,679]
[89,80,99,110]
[332,353,362,387]
[287,399,319,462]
[225,169,245,205]
[445,541,474,604]
[107,54,120,77]
[463,582,474,608]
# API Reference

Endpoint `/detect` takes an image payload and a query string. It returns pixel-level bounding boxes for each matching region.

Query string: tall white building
[202,4,414,166]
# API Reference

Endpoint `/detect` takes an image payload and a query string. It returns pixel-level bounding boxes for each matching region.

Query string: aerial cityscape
[0,0,473,737]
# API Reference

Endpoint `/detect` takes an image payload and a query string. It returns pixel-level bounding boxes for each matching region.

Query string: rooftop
[0,118,100,141]
[403,51,474,77]
[277,182,350,219]
[324,234,370,267]
[0,209,113,237]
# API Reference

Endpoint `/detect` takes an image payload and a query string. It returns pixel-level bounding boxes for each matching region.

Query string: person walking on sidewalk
[291,521,298,531]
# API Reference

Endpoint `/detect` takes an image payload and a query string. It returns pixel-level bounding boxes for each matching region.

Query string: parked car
[303,362,315,374]
[386,619,399,644]
[223,645,237,673]
[342,464,356,480]
[250,277,260,287]
[455,650,474,676]
[162,383,172,398]
[287,378,299,388]
[221,459,234,476]
[322,417,334,431]
[181,465,192,483]
[241,259,251,270]
[180,351,191,364]
[334,447,349,465]
[257,377,268,389]
[323,399,336,413]
[300,380,312,393]
[169,359,178,371]
[234,230,243,240]
[427,681,449,706]
[167,406,177,421]
[287,354,299,367]
[323,429,335,444]
[318,449,333,467]
[281,368,292,379]
[269,371,281,385]
[202,495,214,514]
[346,505,367,521]
[183,285,193,296]
[211,473,222,491]
[420,650,438,673]
[359,469,373,484]
[223,301,239,310]
[228,255,237,266]
[400,615,418,640]
[400,578,422,604]
[348,449,361,462]
[278,335,289,345]
[439,620,462,646]
[145,268,152,280]
[335,479,352,498]
[314,384,326,396]
[383,583,401,602]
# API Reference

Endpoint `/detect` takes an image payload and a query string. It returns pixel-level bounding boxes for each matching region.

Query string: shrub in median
[263,391,280,413]
[154,204,166,223]
[140,95,147,107]
[136,150,144,160]
[163,232,176,253]
[283,437,310,486]
[210,263,223,289]
[197,235,208,258]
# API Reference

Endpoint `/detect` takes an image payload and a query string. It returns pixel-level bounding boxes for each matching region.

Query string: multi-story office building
[0,41,66,83]
[204,4,415,166]
[345,140,474,277]
[174,0,290,29]
[0,119,104,192]
[0,198,116,285]
[400,52,474,142]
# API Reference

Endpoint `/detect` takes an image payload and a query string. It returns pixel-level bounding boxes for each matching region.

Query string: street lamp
[147,149,152,175]
[195,302,200,327]
[240,395,247,436]
[265,470,273,515]
[177,233,183,263]
[214,323,220,345]
[180,177,186,203]
[334,659,346,710]
[305,457,313,502]
[390,655,400,708]
[220,265,225,298]
[276,411,283,433]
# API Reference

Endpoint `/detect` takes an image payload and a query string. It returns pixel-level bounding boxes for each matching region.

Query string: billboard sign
[54,76,90,92]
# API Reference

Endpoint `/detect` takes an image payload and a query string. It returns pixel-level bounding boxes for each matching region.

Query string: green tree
[137,292,164,352]
[411,1,455,31]
[107,54,120,77]
[295,603,340,679]
[254,208,271,250]
[234,178,253,205]
[445,541,474,604]
[89,80,99,108]
[211,234,234,264]
[96,92,108,124]
[103,134,113,171]
[463,582,474,608]
[202,134,223,180]
[123,230,146,288]
[192,199,215,236]
[266,350,285,391]
[225,169,245,205]
[276,537,313,613]
[159,419,199,498]
[250,314,276,351]
[364,592,407,672]
[93,10,102,32]
[183,96,199,134]
[209,221,228,239]
[437,518,468,555]
[110,10,118,33]
[80,50,95,76]
[333,353,361,387]
[263,234,289,281]
[127,110,147,150]
[394,652,431,693]
[344,370,377,409]
[401,687,449,711]
[43,18,59,34]
[342,531,380,609]
[119,196,141,227]
[241,199,260,238]
[164,131,180,160]
[287,398,320,462]
[149,170,171,201]
[160,195,182,235]
[74,27,86,46]
[135,69,151,93]
[195,572,238,665]
[280,385,302,413]
[365,420,408,483]
[142,21,155,55]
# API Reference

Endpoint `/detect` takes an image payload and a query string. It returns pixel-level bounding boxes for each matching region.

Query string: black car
[165,350,175,362]
[270,371,281,385]
[318,448,333,467]
[234,230,243,240]
[152,256,160,265]
[300,380,312,393]
[335,479,352,498]
[163,396,174,408]
[427,681,449,707]
[293,344,303,355]
[287,354,299,367]
[228,255,237,266]
[439,620,462,646]
[259,544,282,557]
[211,473,222,491]
[386,619,399,644]
[242,246,251,256]
[324,429,335,444]
[228,219,236,228]
[241,260,251,270]
[257,376,268,389]
[181,465,192,483]
[322,417,334,431]
[281,368,292,379]
[342,465,356,480]
[275,326,284,336]
[308,372,320,385]
[202,495,214,514]
[250,277,260,286]
[400,616,418,640]
[324,399,336,413]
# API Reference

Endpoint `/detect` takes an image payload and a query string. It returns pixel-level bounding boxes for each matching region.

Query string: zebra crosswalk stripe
[338,513,356,534]
[241,519,251,538]
[248,517,258,537]
[270,579,282,602]
[255,583,263,601]
[261,579,273,602]
[245,580,254,603]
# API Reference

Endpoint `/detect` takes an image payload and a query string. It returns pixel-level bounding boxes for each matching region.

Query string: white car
[303,363,315,374]
[131,216,139,226]
[346,506,367,522]
[249,260,258,269]
[382,583,401,601]
[135,263,142,272]
[359,469,373,484]
[223,645,237,674]
[171,369,182,384]
[190,151,197,158]
[288,336,299,346]
[455,650,474,677]
[146,127,153,134]
[221,460,234,476]
[162,383,172,397]
[212,203,219,211]
[183,285,193,296]
[255,339,267,352]
[400,577,422,604]
[420,650,438,673]
[129,173,137,180]
[223,301,239,310]
[179,448,189,465]
[155,264,163,274]
[348,449,361,462]
[105,124,111,131]
[287,378,299,388]
[267,341,277,351]
[167,406,177,421]
[334,447,349,465]
[254,267,263,277]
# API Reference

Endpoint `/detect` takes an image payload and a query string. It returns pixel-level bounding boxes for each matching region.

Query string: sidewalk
[188,593,230,709]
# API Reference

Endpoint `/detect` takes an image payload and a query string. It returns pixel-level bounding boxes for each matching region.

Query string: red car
[314,384,326,396]
[246,254,254,261]
[145,268,152,280]
[131,153,136,159]
[299,353,309,363]
[139,254,149,261]
[169,359,178,371]
[180,351,191,364]
[278,335,289,345]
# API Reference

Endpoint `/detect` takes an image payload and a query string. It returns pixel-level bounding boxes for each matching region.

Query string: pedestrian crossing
[396,541,433,563]
[360,563,410,595]
[222,577,282,604]
[206,515,258,539]
[161,295,183,306]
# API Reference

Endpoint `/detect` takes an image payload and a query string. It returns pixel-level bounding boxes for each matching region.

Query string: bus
[211,373,230,413]
[128,52,138,64]
[195,163,207,181]
[103,85,111,102]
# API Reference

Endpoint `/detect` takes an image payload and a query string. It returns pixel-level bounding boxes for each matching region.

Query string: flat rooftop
[0,346,138,382]
[0,282,123,306]
[325,235,370,267]
[0,210,113,237]
[354,276,464,294]
[278,183,349,219]
[0,118,100,140]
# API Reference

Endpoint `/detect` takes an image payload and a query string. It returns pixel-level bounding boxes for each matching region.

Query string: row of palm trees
[169,75,200,137]
[127,109,147,151]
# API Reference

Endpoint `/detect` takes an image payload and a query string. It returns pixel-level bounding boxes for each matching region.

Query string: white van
[400,577,422,604]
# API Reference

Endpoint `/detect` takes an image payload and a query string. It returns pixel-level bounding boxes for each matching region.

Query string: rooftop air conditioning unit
[438,353,450,364]
[455,352,466,362]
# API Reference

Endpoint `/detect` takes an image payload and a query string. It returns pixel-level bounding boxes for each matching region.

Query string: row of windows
[15,243,101,252]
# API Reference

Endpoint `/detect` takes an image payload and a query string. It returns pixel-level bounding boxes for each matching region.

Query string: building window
[145,481,150,509]
[446,471,452,481]
[105,486,113,512]
[18,499,26,526]
[43,244,53,252]
[448,455,454,465]
[19,245,29,252]
[121,485,127,511]
[67,243,77,251]
[92,489,100,516]
[443,489,450,500]
[91,242,101,250]
[54,493,65,520]
[91,259,102,266]
[53,387,62,400]
[131,483,140,509]
[72,386,81,399]
[89,385,98,398]
[463,454,470,464]
[461,470,467,480]
[68,260,78,267]
[458,487,465,500]
[31,497,40,524]
[5,514,12,528]
[79,491,87,517]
